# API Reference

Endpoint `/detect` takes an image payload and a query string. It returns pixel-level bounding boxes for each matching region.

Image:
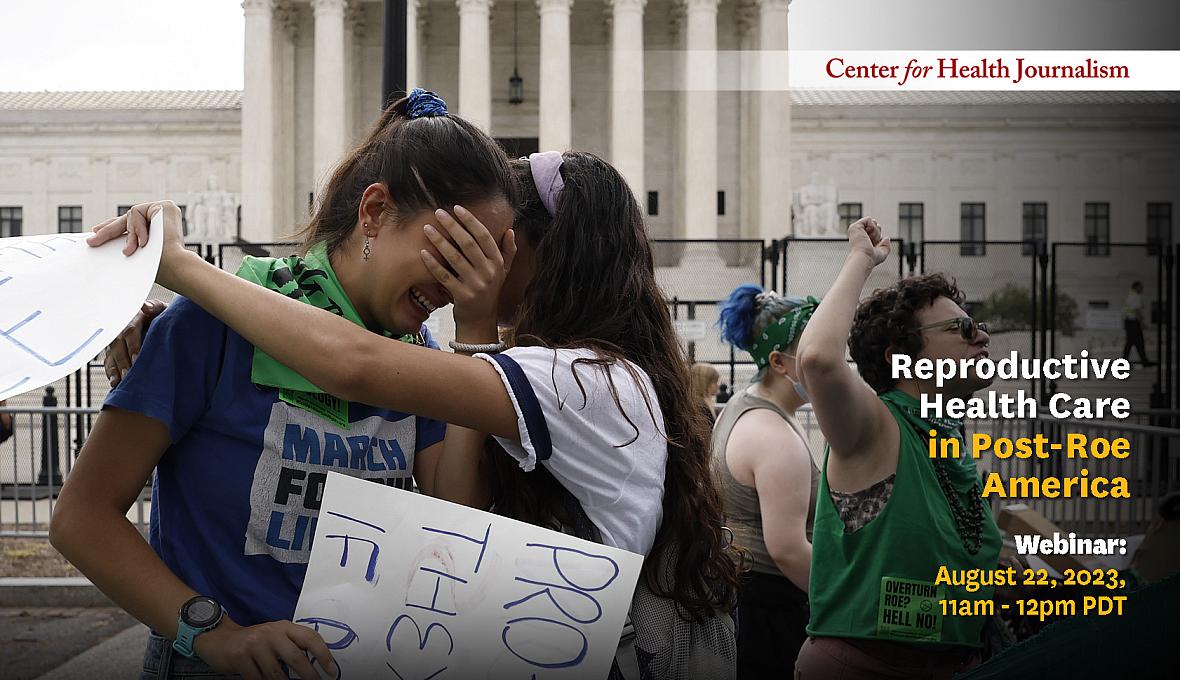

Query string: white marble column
[609,0,645,199]
[681,0,718,240]
[407,0,421,91]
[457,0,493,131]
[241,0,278,241]
[756,0,790,241]
[275,2,298,230]
[312,0,348,191]
[412,2,432,94]
[538,0,573,151]
[736,0,757,240]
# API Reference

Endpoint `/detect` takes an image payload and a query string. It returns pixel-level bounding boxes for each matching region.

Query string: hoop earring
[362,223,371,261]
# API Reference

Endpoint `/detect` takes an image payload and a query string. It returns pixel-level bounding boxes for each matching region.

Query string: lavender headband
[528,151,565,217]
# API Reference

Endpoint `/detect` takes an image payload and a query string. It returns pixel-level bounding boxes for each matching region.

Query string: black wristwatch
[174,595,224,659]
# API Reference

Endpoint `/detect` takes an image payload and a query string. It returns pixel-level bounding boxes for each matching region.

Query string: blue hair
[718,284,763,350]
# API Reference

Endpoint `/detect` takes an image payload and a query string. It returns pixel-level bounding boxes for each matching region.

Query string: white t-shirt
[475,346,668,555]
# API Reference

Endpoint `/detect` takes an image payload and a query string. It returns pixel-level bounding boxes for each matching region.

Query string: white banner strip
[633,50,1180,91]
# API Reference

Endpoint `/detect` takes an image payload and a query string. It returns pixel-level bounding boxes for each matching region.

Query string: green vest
[806,394,1002,647]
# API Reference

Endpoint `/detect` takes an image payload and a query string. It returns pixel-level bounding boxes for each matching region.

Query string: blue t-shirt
[105,297,446,627]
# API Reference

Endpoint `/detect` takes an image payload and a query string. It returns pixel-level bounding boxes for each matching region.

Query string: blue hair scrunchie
[407,88,448,118]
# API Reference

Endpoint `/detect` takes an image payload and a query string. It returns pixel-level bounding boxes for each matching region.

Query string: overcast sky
[0,0,1177,92]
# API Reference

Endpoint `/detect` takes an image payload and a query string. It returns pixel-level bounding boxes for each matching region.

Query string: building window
[1084,202,1110,256]
[838,202,862,224]
[1147,202,1172,255]
[898,203,923,246]
[717,191,726,216]
[1022,202,1048,256]
[58,206,83,233]
[0,206,22,237]
[960,202,986,256]
[647,191,659,216]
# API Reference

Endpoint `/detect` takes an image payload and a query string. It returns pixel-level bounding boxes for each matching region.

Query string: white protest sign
[0,214,163,401]
[294,472,644,680]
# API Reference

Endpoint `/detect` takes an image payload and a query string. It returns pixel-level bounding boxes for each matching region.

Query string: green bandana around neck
[234,242,428,427]
[747,295,819,369]
[880,389,977,489]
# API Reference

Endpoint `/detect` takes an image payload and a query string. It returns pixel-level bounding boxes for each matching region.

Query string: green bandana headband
[235,242,427,426]
[748,295,819,369]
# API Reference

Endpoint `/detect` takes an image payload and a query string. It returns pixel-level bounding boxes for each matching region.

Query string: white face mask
[779,354,810,404]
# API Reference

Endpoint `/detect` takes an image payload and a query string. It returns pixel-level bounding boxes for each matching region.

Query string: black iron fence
[5,237,1172,412]
[1,237,1176,537]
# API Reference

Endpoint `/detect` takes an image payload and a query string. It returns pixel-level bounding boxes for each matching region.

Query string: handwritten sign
[294,472,644,679]
[0,214,163,401]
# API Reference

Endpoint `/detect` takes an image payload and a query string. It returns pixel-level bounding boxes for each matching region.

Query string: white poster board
[294,472,644,680]
[0,214,163,401]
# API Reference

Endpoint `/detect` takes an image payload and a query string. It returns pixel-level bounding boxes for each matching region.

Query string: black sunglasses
[918,316,989,341]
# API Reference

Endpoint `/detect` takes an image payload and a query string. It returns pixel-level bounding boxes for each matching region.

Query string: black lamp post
[509,1,523,104]
[382,0,407,109]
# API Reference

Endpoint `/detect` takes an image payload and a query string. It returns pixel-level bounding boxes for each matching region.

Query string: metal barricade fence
[1051,243,1172,413]
[0,405,154,538]
[923,241,1042,400]
[791,404,1178,538]
[780,237,907,300]
[4,235,1175,539]
[969,414,1179,537]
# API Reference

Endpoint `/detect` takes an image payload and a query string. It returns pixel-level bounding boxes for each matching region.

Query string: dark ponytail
[294,92,516,253]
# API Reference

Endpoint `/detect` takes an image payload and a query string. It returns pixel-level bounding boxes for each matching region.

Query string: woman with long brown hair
[86,142,739,677]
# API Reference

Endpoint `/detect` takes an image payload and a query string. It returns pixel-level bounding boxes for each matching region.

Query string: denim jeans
[140,634,242,680]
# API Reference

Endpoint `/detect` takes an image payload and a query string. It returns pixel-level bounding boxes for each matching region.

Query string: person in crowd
[51,89,516,680]
[85,121,739,677]
[793,217,1001,679]
[1122,280,1155,367]
[0,400,13,444]
[716,383,732,405]
[690,362,721,425]
[713,285,819,678]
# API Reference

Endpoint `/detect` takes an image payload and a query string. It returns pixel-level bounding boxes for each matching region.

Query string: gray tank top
[711,388,819,577]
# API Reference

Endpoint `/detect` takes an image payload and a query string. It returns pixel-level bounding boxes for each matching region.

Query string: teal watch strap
[173,596,224,659]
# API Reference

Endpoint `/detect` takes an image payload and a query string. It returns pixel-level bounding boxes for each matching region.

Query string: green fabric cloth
[235,242,362,394]
[806,392,1002,647]
[234,242,424,393]
[880,389,980,496]
[747,295,819,369]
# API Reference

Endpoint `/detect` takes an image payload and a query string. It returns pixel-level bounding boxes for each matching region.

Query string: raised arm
[89,202,520,442]
[795,218,894,461]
